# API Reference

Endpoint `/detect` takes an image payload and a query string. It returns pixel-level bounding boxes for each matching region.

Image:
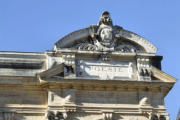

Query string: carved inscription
[82,65,130,74]
[77,60,134,80]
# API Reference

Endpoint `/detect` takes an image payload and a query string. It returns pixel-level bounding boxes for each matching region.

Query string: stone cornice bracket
[62,53,76,77]
[102,110,114,120]
[139,97,153,115]
[137,57,152,81]
[62,94,77,114]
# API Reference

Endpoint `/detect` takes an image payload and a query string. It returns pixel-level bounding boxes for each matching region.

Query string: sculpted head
[98,11,113,26]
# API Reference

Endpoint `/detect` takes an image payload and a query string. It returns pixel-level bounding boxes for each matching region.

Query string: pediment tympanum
[54,11,157,54]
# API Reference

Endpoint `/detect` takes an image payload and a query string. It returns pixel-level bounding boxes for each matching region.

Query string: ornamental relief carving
[68,11,143,53]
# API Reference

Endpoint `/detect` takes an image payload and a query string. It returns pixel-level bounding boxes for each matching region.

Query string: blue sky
[0,0,180,119]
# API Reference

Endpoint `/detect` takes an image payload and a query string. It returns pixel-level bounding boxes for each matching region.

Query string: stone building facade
[0,11,176,120]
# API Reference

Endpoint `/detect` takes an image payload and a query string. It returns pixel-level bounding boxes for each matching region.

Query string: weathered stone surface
[0,11,176,120]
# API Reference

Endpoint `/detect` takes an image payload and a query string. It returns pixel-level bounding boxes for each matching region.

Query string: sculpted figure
[76,11,141,52]
[75,11,140,52]
[89,11,123,51]
[98,11,114,46]
[97,11,113,26]
[93,11,115,50]
[65,11,143,53]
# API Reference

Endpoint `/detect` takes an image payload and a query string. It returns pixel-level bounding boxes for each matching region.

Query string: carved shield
[99,27,114,47]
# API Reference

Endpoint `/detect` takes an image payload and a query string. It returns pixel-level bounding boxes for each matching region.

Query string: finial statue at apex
[97,11,113,26]
[89,11,122,51]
